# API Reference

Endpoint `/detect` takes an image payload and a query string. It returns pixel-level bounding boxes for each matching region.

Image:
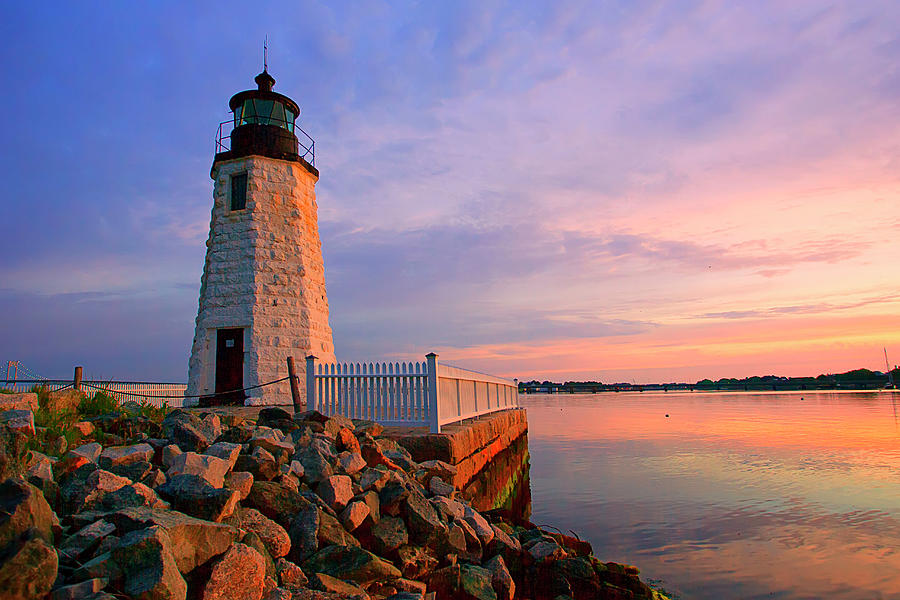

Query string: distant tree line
[519,366,900,393]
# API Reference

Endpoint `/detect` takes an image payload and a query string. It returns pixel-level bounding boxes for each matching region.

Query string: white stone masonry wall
[187,155,335,406]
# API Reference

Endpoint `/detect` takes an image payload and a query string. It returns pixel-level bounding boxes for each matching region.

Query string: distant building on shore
[186,68,335,406]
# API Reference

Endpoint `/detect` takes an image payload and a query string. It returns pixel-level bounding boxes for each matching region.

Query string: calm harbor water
[522,391,900,600]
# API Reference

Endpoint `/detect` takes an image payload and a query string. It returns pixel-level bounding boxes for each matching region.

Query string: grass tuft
[78,391,119,417]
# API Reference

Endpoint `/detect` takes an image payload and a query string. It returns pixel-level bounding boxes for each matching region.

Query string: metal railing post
[426,352,440,434]
[514,378,519,406]
[305,355,317,414]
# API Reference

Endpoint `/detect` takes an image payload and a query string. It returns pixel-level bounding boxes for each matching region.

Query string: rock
[161,445,182,469]
[396,545,439,580]
[287,506,319,563]
[24,451,54,483]
[99,443,155,469]
[214,425,254,445]
[161,410,209,452]
[110,460,154,482]
[167,452,231,488]
[58,519,116,563]
[199,413,223,443]
[335,428,361,453]
[2,409,35,435]
[205,441,242,469]
[367,515,408,556]
[110,506,240,574]
[156,474,239,522]
[49,435,67,455]
[262,588,291,600]
[308,572,369,598]
[484,555,514,600]
[360,490,380,525]
[427,564,497,600]
[485,524,520,560]
[359,467,391,492]
[250,429,295,460]
[224,471,254,500]
[352,420,384,437]
[403,489,447,544]
[60,466,131,513]
[462,506,494,546]
[0,529,58,600]
[379,481,410,516]
[201,543,266,600]
[316,474,353,511]
[246,481,313,527]
[49,577,107,600]
[47,389,84,413]
[275,557,308,590]
[111,526,187,600]
[293,410,329,424]
[323,414,354,437]
[527,539,565,562]
[70,442,103,463]
[339,452,367,475]
[240,508,291,558]
[257,407,297,433]
[141,467,167,488]
[428,477,455,497]
[360,438,400,470]
[293,447,333,483]
[234,450,279,481]
[394,578,427,595]
[341,500,370,531]
[0,392,38,412]
[72,420,95,436]
[303,544,401,585]
[99,482,169,512]
[318,508,360,547]
[241,531,276,579]
[0,478,56,551]
[287,460,305,478]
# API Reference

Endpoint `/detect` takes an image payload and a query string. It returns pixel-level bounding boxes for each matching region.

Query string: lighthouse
[186,69,335,406]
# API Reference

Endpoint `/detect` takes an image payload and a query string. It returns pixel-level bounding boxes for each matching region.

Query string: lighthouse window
[230,173,247,211]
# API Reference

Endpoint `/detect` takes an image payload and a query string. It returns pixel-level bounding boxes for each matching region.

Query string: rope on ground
[79,376,293,400]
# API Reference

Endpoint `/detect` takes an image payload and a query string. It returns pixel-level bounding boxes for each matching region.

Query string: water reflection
[523,391,900,600]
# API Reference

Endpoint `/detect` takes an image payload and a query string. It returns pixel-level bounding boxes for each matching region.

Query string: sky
[1,1,899,384]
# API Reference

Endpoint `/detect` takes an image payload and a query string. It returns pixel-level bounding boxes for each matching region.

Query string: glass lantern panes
[235,98,297,131]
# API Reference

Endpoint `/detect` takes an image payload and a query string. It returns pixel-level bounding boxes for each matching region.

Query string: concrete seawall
[383,408,531,515]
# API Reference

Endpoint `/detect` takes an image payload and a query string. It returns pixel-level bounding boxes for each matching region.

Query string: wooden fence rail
[307,352,518,433]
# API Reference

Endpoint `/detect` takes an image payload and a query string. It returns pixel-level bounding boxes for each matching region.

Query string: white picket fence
[1,380,186,408]
[306,353,518,433]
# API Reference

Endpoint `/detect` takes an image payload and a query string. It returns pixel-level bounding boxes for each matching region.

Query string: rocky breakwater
[0,398,668,600]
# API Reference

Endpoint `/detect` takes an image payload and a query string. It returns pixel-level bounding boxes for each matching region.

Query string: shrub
[79,390,119,417]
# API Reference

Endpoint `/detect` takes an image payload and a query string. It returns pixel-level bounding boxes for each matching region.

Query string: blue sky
[2,2,899,382]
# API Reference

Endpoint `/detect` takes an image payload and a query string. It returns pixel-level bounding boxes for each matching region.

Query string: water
[522,391,900,600]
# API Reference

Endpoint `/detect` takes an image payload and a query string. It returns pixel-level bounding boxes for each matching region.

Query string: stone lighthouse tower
[186,69,335,406]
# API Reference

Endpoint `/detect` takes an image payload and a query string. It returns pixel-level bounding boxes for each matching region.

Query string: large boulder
[167,452,231,488]
[99,443,155,470]
[239,508,291,558]
[402,489,447,545]
[0,392,38,412]
[427,564,497,600]
[161,410,209,453]
[316,475,353,511]
[156,474,239,522]
[112,525,187,600]
[302,544,401,585]
[70,442,103,463]
[275,557,308,591]
[366,515,408,556]
[287,505,359,564]
[483,555,515,600]
[201,543,266,600]
[46,389,84,413]
[110,507,240,574]
[1,410,35,436]
[234,447,278,481]
[293,447,333,483]
[58,519,116,564]
[0,478,56,550]
[246,481,313,527]
[224,471,254,500]
[256,407,296,432]
[60,465,131,514]
[0,529,58,600]
[205,442,242,470]
[250,429,294,461]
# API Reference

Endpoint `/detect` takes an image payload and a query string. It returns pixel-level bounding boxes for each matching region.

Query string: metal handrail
[215,117,315,165]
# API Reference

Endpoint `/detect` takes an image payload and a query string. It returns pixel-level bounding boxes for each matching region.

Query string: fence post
[426,353,440,434]
[287,356,302,414]
[73,366,83,392]
[305,355,317,414]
